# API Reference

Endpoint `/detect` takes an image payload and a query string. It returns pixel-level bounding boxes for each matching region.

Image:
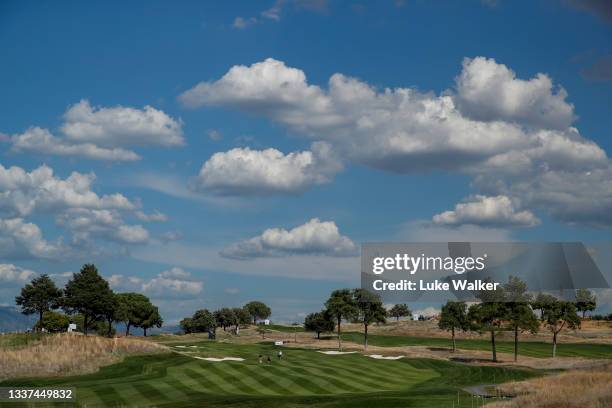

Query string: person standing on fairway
[278,350,283,360]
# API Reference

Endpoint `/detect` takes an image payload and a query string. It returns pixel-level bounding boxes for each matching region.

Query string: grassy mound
[0,333,166,380]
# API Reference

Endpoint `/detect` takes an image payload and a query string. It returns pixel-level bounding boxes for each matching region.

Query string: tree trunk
[396,316,399,321]
[125,322,131,336]
[39,309,44,331]
[582,310,586,319]
[317,331,321,339]
[451,327,456,352]
[337,316,342,351]
[514,326,519,362]
[107,317,113,337]
[364,323,368,350]
[84,314,88,336]
[552,331,558,358]
[491,330,497,362]
[144,328,147,337]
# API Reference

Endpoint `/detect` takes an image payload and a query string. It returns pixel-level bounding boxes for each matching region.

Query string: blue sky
[1,0,611,324]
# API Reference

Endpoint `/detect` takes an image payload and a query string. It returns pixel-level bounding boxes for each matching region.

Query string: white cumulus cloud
[432,195,540,228]
[221,218,357,259]
[179,57,612,227]
[4,100,183,161]
[193,142,341,196]
[0,263,37,283]
[454,57,575,130]
[109,267,203,299]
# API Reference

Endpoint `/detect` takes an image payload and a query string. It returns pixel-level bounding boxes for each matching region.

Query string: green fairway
[0,341,538,407]
[342,332,612,359]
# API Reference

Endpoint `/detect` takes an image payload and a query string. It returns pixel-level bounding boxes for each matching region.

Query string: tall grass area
[0,332,44,350]
[490,362,612,408]
[342,332,612,358]
[0,333,166,380]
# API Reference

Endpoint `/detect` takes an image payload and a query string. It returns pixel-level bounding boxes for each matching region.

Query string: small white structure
[274,340,284,346]
[263,319,270,325]
[67,323,77,333]
[412,313,420,321]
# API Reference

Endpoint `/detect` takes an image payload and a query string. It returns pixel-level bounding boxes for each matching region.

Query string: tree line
[302,280,597,360]
[179,301,271,336]
[15,264,162,336]
[304,288,390,350]
[438,278,596,361]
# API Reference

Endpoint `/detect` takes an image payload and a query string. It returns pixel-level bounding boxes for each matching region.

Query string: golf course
[1,337,540,407]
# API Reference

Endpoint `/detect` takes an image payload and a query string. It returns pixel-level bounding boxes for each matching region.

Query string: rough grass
[489,362,612,408]
[0,332,44,350]
[341,332,612,359]
[0,333,166,380]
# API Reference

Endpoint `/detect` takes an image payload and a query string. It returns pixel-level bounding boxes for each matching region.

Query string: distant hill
[0,306,36,333]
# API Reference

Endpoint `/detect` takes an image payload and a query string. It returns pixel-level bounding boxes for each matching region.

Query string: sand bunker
[317,351,358,355]
[192,356,245,362]
[368,354,404,360]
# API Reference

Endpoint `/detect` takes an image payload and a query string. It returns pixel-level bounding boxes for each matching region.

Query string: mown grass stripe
[205,362,261,395]
[131,382,172,405]
[182,367,228,394]
[238,363,300,395]
[262,363,334,395]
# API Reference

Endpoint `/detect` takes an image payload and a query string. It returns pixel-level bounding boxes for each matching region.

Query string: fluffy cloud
[9,127,140,161]
[61,100,184,147]
[0,163,157,256]
[454,57,575,129]
[193,142,341,196]
[0,164,134,217]
[5,100,183,161]
[432,195,540,228]
[57,209,149,244]
[221,218,357,259]
[109,267,203,299]
[0,218,65,260]
[180,57,612,227]
[0,263,37,283]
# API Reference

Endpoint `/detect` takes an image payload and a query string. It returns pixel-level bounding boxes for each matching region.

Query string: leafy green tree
[191,309,216,333]
[15,274,63,329]
[304,310,335,339]
[504,276,539,362]
[214,308,237,331]
[532,292,557,321]
[244,301,271,324]
[180,317,194,334]
[389,304,411,321]
[232,307,251,333]
[35,311,70,332]
[100,292,118,337]
[325,289,358,351]
[353,289,387,350]
[63,264,115,336]
[543,299,581,357]
[140,304,163,336]
[438,301,469,352]
[574,289,596,319]
[114,293,151,336]
[95,321,116,337]
[468,281,507,362]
